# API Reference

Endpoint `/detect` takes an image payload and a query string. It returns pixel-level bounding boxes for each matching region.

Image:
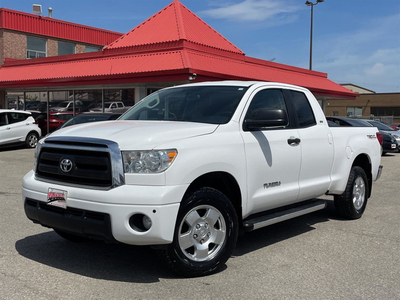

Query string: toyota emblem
[60,158,73,173]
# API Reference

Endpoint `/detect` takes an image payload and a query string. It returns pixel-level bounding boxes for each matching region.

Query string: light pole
[305,0,324,70]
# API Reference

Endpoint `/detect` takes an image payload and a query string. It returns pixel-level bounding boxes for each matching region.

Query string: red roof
[0,1,356,99]
[0,8,122,45]
[106,0,243,55]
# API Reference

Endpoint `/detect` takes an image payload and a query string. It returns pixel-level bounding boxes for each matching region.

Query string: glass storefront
[5,88,135,136]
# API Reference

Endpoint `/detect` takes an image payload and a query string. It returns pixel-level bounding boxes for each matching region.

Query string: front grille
[35,136,125,189]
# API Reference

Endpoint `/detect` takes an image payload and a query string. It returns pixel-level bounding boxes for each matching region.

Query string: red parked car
[32,112,74,135]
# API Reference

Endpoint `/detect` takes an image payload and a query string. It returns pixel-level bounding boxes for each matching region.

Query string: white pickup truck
[89,101,129,114]
[22,81,382,277]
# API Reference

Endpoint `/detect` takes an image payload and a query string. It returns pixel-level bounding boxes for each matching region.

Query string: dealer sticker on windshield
[47,188,68,209]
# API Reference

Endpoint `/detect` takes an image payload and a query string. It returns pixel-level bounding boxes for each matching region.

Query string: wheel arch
[183,172,242,223]
[351,154,372,198]
[26,130,39,138]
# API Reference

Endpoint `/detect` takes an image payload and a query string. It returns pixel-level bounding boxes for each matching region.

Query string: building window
[85,46,102,52]
[347,107,362,117]
[333,111,339,116]
[58,41,75,55]
[27,36,46,59]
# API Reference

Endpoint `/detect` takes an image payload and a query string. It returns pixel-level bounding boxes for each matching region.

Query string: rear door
[287,90,334,200]
[5,112,30,143]
[240,87,301,215]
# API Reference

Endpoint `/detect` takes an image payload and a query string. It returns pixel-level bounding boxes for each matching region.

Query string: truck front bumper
[22,171,187,245]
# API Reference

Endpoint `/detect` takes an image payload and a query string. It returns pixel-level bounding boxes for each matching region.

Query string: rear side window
[7,112,29,124]
[290,91,316,128]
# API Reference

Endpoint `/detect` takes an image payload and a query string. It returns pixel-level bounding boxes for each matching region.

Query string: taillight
[376,132,383,145]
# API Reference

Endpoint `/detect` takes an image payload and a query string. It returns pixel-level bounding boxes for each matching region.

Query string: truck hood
[49,121,218,149]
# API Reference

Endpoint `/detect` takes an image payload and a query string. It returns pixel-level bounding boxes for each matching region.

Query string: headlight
[33,138,45,171]
[122,149,177,173]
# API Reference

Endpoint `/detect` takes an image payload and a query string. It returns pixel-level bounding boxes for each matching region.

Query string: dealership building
[0,0,359,118]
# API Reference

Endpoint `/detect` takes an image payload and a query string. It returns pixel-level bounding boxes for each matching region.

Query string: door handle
[287,137,301,146]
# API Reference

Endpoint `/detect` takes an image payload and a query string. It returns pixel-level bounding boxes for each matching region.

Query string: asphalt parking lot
[0,147,399,300]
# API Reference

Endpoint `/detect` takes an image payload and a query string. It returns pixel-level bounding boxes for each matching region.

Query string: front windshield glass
[120,85,248,124]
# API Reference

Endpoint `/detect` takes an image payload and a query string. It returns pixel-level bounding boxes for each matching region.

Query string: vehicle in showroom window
[23,81,382,277]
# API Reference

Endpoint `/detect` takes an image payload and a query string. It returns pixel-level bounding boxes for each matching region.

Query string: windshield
[367,120,395,131]
[120,86,248,124]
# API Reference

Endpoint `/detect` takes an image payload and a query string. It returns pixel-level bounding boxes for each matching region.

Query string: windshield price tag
[47,188,68,209]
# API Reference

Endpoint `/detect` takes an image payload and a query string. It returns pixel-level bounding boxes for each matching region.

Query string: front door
[240,88,301,216]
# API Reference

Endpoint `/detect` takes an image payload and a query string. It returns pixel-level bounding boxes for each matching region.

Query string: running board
[243,200,327,232]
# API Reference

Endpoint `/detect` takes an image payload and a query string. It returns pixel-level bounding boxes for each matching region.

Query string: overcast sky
[1,0,399,93]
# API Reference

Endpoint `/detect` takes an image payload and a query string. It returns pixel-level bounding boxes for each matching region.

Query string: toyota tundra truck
[22,81,383,277]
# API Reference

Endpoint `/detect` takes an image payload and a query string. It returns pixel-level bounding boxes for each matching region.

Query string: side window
[7,113,28,124]
[290,91,316,128]
[58,41,75,56]
[27,36,46,59]
[0,113,7,126]
[245,89,288,122]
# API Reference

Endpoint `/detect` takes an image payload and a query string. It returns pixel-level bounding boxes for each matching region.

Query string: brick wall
[325,93,400,122]
[76,44,85,54]
[1,30,26,65]
[47,39,57,57]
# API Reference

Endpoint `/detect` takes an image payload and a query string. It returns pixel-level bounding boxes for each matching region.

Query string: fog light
[143,215,152,230]
[129,214,152,232]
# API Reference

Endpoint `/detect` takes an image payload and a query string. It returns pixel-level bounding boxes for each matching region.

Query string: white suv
[0,110,41,148]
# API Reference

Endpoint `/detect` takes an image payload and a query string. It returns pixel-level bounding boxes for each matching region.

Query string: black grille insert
[36,145,112,187]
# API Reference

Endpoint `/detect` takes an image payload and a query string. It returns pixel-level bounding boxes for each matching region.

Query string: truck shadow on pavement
[15,233,172,282]
[15,199,337,281]
[233,199,336,257]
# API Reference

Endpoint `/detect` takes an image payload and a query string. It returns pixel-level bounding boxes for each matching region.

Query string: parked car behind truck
[327,117,399,154]
[0,109,41,148]
[23,81,382,277]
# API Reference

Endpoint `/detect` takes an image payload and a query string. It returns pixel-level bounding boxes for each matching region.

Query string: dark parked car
[327,117,398,155]
[363,120,400,151]
[59,113,121,129]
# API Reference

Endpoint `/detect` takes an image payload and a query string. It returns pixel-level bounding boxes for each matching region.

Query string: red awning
[0,0,356,99]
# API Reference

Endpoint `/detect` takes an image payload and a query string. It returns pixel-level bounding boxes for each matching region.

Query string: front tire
[334,166,369,219]
[163,187,238,277]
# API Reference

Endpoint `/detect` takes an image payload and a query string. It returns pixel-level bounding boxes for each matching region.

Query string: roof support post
[23,92,26,110]
[72,90,75,115]
[102,89,105,113]
[46,91,50,135]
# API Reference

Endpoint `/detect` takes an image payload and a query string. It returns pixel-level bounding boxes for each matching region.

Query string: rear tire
[162,187,238,277]
[334,166,369,219]
[25,132,38,148]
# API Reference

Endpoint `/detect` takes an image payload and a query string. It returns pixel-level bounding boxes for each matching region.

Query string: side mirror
[243,109,288,131]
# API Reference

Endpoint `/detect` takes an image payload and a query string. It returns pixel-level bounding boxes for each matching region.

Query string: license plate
[391,144,396,149]
[47,188,68,209]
